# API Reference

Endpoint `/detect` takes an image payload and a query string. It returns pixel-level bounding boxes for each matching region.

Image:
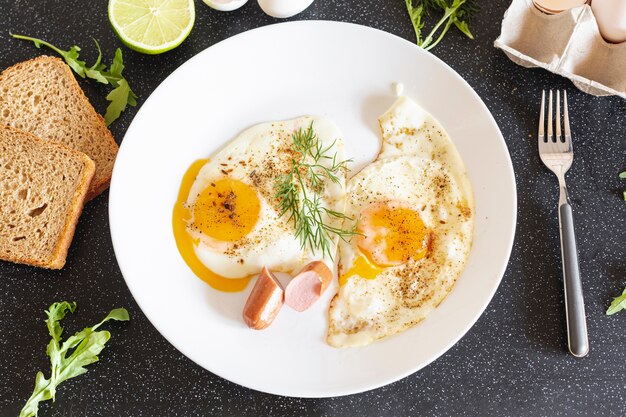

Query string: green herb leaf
[607,288,626,315]
[405,0,478,50]
[101,307,131,323]
[274,123,358,258]
[619,171,626,179]
[405,0,426,46]
[105,48,125,83]
[19,302,130,417]
[11,34,137,125]
[45,301,76,343]
[453,18,474,39]
[102,48,138,124]
[11,34,88,77]
[105,79,137,126]
[18,372,52,417]
[84,39,109,84]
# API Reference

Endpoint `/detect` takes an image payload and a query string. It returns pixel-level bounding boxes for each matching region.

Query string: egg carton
[495,0,626,98]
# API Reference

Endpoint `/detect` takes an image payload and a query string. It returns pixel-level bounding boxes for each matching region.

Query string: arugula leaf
[10,33,137,125]
[607,288,626,315]
[45,301,76,343]
[105,79,137,126]
[104,48,125,85]
[19,302,130,417]
[19,372,52,417]
[406,0,426,49]
[405,0,478,50]
[102,48,138,124]
[453,4,475,39]
[84,40,109,84]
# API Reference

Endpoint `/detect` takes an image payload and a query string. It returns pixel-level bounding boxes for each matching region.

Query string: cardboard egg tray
[495,0,626,98]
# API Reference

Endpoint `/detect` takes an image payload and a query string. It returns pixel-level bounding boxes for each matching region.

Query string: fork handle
[559,202,589,358]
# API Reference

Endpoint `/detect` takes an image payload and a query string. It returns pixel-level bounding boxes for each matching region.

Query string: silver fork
[538,90,589,358]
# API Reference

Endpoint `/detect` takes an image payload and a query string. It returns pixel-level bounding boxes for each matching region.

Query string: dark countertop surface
[1,1,626,416]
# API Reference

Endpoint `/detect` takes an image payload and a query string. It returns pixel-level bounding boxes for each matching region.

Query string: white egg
[184,116,345,279]
[327,95,474,348]
[257,0,314,18]
[203,0,248,12]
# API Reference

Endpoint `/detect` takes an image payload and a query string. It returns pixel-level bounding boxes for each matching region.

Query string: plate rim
[109,19,517,398]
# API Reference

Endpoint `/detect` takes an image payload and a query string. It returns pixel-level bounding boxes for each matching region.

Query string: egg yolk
[172,159,252,292]
[339,254,383,286]
[340,200,430,285]
[358,201,430,267]
[191,178,260,242]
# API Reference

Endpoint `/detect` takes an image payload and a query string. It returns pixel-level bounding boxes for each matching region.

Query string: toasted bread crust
[0,56,118,199]
[48,146,95,269]
[0,125,95,269]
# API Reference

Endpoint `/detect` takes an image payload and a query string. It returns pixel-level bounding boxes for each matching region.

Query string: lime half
[108,0,195,55]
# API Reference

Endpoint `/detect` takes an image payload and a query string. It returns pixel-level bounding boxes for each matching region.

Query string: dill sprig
[274,123,357,258]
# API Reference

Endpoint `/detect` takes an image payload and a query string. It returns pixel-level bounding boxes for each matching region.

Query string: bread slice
[0,125,95,269]
[0,55,118,199]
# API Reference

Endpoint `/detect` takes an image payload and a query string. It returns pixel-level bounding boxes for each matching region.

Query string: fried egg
[327,95,474,347]
[173,116,346,292]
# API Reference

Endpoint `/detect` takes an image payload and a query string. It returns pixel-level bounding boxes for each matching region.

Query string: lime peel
[108,0,195,55]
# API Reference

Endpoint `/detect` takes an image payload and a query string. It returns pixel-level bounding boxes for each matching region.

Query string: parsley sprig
[19,302,130,417]
[405,0,478,50]
[11,34,137,125]
[274,123,358,258]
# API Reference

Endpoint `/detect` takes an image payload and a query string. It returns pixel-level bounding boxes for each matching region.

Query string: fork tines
[539,89,570,144]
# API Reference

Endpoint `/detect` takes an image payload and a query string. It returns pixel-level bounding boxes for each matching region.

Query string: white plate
[109,21,516,398]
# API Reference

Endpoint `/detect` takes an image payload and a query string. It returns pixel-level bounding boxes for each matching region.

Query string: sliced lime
[108,0,195,55]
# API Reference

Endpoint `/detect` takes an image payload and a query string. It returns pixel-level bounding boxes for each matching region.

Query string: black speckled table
[1,1,626,416]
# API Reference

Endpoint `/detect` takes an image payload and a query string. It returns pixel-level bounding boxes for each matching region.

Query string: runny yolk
[339,255,383,286]
[172,159,253,292]
[357,200,429,266]
[191,178,260,241]
[340,200,429,285]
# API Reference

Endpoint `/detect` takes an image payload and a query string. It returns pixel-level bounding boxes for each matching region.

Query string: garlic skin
[257,0,314,18]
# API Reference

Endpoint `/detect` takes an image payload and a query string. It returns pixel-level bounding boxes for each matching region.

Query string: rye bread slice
[0,125,95,269]
[0,55,118,199]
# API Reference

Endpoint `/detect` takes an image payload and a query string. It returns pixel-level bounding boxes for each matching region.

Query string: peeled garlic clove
[257,0,314,18]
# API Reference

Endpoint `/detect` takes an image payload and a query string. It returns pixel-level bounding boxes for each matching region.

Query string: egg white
[327,96,474,348]
[186,116,346,278]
